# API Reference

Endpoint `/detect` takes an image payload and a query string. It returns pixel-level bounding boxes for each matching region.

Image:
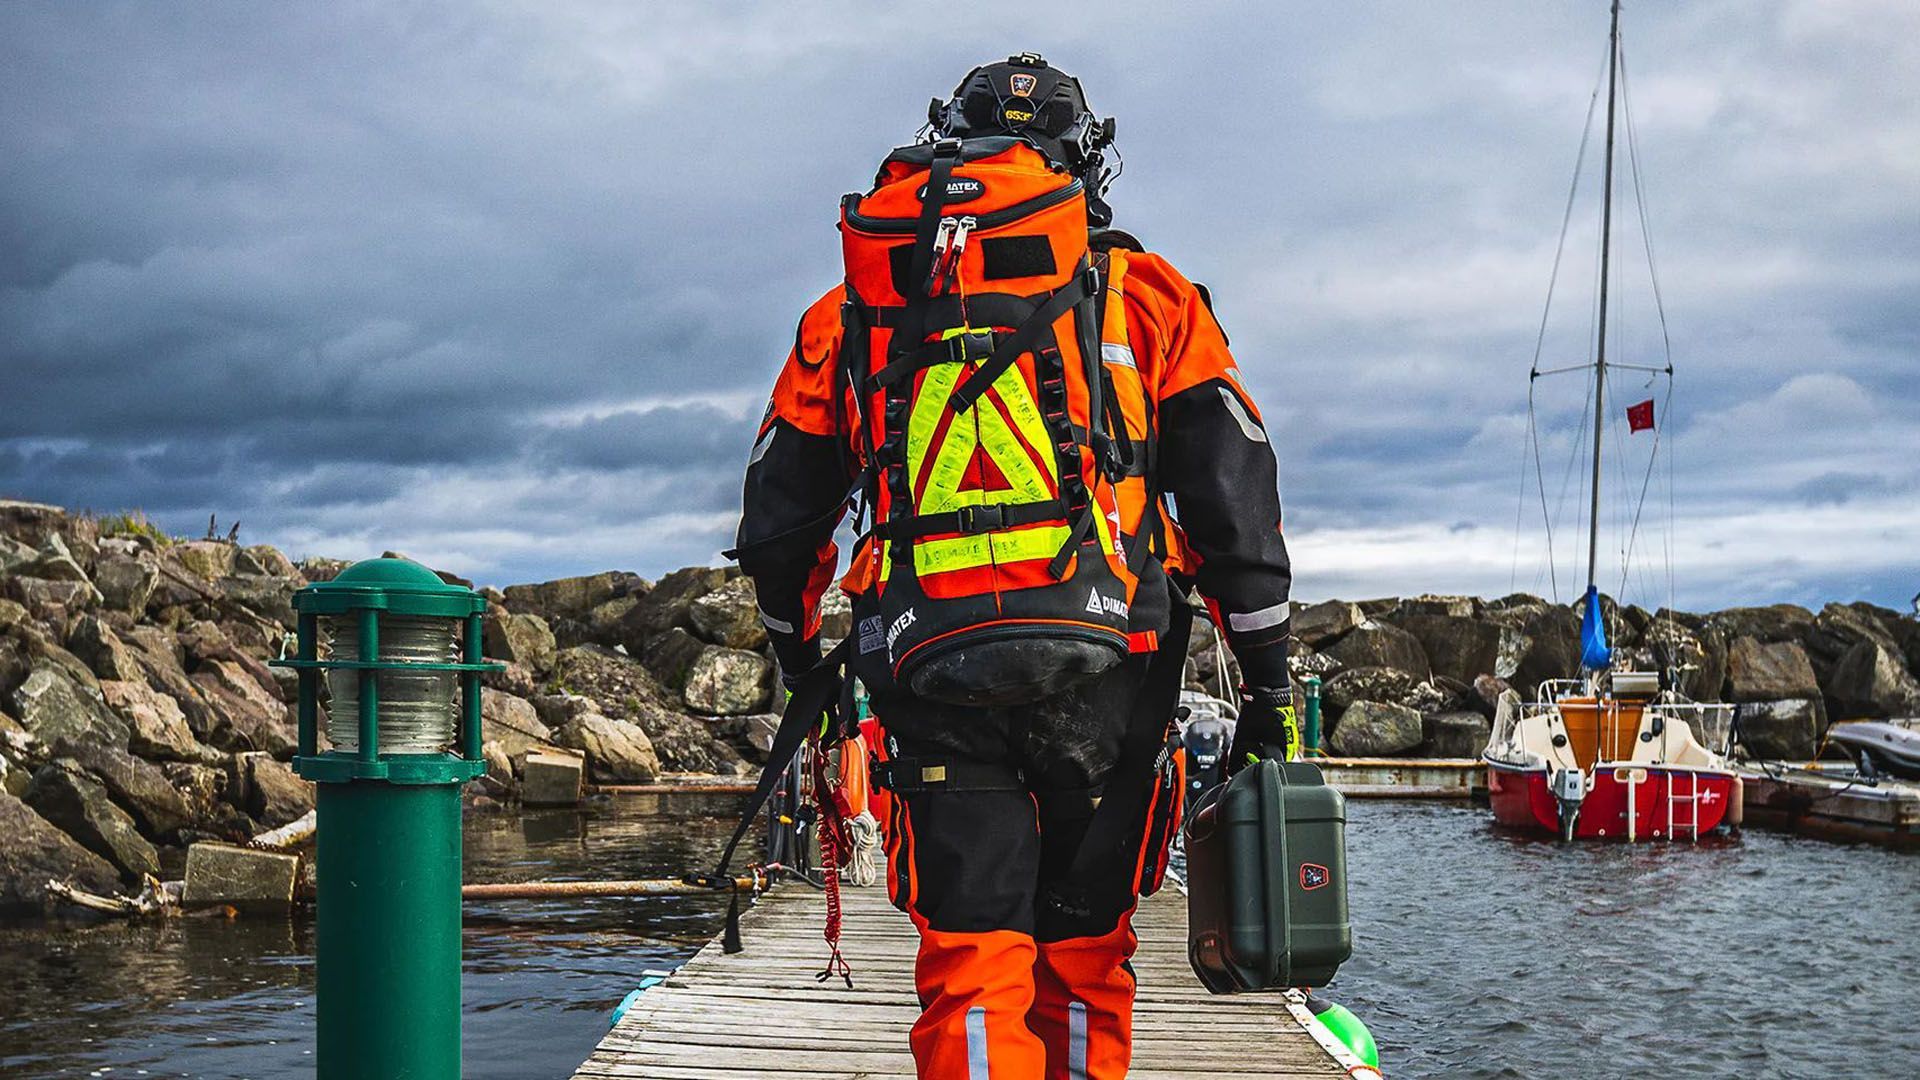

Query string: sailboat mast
[1587,0,1622,594]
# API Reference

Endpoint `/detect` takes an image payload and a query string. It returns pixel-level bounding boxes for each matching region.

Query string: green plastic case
[1184,759,1352,992]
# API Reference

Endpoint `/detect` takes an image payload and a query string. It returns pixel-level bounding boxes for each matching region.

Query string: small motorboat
[1827,721,1920,780]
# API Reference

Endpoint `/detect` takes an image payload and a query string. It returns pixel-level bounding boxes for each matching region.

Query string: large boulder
[641,626,708,689]
[3,575,94,617]
[170,540,237,580]
[190,659,295,756]
[617,566,730,652]
[119,629,221,740]
[628,699,750,776]
[1738,698,1824,761]
[1325,620,1428,675]
[1291,601,1364,650]
[1488,603,1583,691]
[1726,637,1819,702]
[480,688,554,758]
[682,647,774,716]
[9,665,129,750]
[1647,614,1728,703]
[66,615,146,683]
[17,533,96,591]
[241,544,301,578]
[549,644,745,773]
[502,571,636,622]
[1418,711,1492,758]
[47,734,197,840]
[482,610,558,676]
[1824,641,1920,720]
[1323,666,1424,715]
[688,577,769,651]
[1394,595,1479,619]
[1706,605,1815,646]
[551,713,661,782]
[1394,614,1503,684]
[1327,700,1422,756]
[818,586,854,643]
[24,762,159,879]
[210,574,301,628]
[1804,602,1901,686]
[91,541,160,614]
[230,752,314,828]
[0,790,120,910]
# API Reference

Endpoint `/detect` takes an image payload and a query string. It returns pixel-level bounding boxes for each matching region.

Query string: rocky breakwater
[1181,592,1920,762]
[0,500,845,913]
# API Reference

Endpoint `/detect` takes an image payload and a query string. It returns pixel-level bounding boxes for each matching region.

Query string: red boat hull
[1486,760,1736,840]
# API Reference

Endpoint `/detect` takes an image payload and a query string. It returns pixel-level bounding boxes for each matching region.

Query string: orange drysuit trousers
[875,655,1180,1080]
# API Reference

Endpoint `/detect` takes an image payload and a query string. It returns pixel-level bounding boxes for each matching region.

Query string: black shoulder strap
[688,637,851,952]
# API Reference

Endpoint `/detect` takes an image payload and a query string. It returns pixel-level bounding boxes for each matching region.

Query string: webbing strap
[908,142,960,301]
[875,497,1063,542]
[869,329,1002,391]
[692,638,851,952]
[872,756,1026,794]
[948,267,1097,413]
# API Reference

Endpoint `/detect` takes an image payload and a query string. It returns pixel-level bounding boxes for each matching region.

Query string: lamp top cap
[294,556,486,617]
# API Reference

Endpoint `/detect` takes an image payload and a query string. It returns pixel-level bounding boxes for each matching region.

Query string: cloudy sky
[3,1,1915,611]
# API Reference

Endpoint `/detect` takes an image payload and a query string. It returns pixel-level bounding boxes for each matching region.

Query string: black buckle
[945,330,995,365]
[956,504,1007,533]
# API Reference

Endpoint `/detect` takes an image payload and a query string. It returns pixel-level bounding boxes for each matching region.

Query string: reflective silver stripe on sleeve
[1068,1001,1089,1080]
[966,1006,991,1079]
[1101,342,1137,370]
[747,426,775,466]
[1227,600,1291,633]
[1218,386,1268,443]
[758,607,795,635]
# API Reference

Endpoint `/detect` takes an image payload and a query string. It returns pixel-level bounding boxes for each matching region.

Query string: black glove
[1228,684,1300,774]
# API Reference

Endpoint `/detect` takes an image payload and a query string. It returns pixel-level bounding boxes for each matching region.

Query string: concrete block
[183,841,300,912]
[520,748,584,807]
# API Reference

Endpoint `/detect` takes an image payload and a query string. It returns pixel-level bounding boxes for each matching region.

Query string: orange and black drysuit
[736,235,1293,1079]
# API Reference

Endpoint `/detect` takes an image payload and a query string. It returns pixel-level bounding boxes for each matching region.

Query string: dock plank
[571,883,1346,1079]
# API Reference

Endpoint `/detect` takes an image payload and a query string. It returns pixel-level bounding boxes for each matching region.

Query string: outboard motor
[1549,767,1586,843]
[1183,714,1231,814]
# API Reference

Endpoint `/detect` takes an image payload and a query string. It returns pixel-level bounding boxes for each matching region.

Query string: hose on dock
[461,874,765,901]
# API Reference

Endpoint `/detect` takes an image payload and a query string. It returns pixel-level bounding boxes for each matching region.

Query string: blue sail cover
[1579,585,1613,671]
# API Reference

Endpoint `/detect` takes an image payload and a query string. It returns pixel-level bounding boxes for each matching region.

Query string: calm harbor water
[1,795,1915,1078]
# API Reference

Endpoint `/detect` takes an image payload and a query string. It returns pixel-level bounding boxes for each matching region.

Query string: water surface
[2,795,1915,1078]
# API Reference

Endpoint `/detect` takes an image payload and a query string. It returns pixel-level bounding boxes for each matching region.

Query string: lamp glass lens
[320,614,460,753]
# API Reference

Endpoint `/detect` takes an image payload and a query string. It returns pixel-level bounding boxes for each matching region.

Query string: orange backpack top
[837,137,1144,705]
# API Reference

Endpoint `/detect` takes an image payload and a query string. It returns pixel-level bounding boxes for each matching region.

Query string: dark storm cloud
[2,1,1916,605]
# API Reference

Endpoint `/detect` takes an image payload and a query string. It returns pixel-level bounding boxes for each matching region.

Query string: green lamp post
[272,558,500,1080]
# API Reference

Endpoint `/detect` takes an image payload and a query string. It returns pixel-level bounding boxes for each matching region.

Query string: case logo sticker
[1299,863,1331,891]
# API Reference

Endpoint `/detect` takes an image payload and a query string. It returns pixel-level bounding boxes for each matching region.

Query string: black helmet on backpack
[928,52,1120,225]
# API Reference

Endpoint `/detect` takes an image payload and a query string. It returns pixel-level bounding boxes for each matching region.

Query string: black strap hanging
[687,638,851,952]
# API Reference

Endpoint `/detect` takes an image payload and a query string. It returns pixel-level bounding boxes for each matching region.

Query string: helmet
[928,52,1120,225]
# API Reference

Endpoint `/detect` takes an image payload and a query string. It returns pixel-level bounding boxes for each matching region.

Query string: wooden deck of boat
[571,883,1351,1079]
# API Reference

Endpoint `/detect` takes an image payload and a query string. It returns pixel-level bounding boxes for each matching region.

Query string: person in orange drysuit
[734,54,1299,1080]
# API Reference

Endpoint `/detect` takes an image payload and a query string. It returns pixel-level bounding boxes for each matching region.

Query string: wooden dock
[1735,763,1920,849]
[1316,757,1485,799]
[572,883,1355,1079]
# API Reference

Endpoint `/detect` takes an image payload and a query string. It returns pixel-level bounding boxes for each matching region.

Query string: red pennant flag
[1626,398,1655,433]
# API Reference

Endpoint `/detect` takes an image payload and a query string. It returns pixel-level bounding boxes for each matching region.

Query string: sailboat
[1481,1,1741,842]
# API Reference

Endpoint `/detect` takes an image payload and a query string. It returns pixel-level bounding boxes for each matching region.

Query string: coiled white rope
[845,811,882,887]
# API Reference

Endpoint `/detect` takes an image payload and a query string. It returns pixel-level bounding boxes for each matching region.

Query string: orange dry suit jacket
[737,239,1294,687]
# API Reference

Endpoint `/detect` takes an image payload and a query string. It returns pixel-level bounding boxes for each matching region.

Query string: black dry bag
[1184,759,1351,992]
